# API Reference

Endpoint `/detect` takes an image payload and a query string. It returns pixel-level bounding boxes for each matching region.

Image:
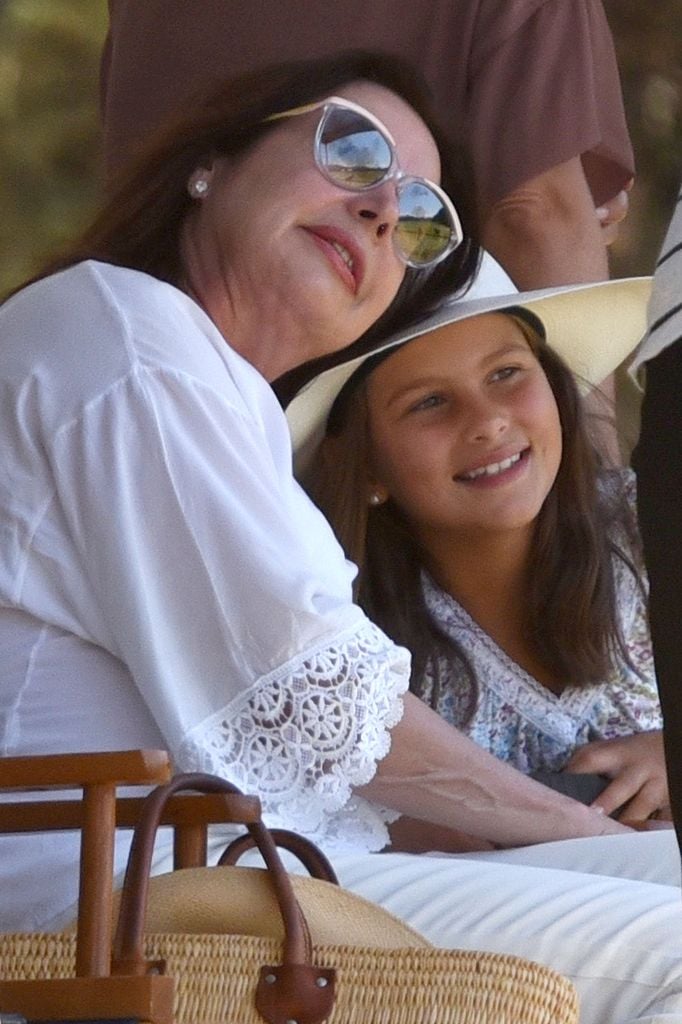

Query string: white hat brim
[287,275,651,476]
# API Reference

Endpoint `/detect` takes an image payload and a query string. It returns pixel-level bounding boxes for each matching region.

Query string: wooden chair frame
[0,748,261,1022]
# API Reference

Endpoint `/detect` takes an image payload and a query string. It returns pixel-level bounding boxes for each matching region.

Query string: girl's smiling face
[365,312,563,548]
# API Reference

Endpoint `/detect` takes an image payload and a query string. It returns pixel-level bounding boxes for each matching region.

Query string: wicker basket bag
[1,772,580,1024]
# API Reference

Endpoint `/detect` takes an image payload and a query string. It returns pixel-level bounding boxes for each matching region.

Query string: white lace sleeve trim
[176,618,409,853]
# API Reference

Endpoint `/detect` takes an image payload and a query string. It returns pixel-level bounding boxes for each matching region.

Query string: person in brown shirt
[632,184,682,857]
[100,0,635,290]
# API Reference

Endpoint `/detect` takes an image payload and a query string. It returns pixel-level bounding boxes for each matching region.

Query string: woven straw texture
[1,931,578,1024]
[110,867,431,948]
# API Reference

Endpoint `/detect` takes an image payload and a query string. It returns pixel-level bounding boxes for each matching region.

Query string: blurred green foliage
[0,0,108,294]
[0,0,680,297]
[605,0,682,277]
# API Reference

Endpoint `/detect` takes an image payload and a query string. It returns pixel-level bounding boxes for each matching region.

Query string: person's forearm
[359,692,629,847]
[481,157,609,290]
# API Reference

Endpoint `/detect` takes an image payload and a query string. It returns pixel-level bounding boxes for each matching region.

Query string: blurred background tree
[0,0,680,297]
[0,0,108,294]
[605,0,682,277]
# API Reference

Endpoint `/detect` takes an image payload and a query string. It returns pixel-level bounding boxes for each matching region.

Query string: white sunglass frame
[266,95,463,268]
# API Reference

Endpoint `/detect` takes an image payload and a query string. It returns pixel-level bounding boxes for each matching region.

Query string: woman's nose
[348,182,400,240]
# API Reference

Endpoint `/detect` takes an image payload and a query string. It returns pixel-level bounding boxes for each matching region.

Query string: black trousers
[633,337,682,854]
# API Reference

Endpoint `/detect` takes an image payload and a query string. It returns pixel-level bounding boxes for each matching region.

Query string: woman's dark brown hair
[303,319,644,712]
[12,51,479,330]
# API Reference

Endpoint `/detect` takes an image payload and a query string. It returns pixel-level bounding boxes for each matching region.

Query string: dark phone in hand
[530,769,611,808]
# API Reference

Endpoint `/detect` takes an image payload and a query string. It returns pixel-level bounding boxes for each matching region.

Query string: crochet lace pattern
[178,619,408,852]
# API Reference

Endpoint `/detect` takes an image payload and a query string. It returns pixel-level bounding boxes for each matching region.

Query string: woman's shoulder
[4,260,207,339]
[1,260,182,351]
[4,258,162,304]
[80,262,262,392]
[0,259,275,439]
[3,259,259,391]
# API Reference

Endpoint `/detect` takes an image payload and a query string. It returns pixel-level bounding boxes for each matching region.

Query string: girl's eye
[410,393,446,413]
[490,365,521,383]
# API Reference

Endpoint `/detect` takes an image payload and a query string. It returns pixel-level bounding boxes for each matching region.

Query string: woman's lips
[305,226,364,293]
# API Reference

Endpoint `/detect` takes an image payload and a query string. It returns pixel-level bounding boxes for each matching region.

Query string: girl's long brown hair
[303,325,644,710]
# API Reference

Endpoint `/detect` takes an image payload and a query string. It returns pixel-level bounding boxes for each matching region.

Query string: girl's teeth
[462,452,522,480]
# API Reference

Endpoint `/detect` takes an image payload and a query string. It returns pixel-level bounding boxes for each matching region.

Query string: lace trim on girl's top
[177,619,409,853]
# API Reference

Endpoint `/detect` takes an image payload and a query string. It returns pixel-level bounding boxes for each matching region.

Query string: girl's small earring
[188,175,210,199]
[369,492,383,506]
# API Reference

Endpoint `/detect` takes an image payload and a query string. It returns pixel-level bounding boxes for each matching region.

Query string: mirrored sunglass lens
[395,180,453,264]
[318,108,393,187]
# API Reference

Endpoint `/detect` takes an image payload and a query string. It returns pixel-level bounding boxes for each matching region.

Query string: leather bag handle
[111,772,335,1024]
[218,828,339,884]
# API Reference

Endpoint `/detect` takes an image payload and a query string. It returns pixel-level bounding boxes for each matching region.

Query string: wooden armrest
[0,749,172,791]
[0,750,171,979]
[0,791,262,876]
[0,750,264,980]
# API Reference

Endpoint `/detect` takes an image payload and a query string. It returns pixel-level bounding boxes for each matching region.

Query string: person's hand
[595,178,634,245]
[620,816,674,831]
[387,815,497,854]
[565,729,669,821]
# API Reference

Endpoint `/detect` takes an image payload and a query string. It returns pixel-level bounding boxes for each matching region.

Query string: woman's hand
[565,730,670,821]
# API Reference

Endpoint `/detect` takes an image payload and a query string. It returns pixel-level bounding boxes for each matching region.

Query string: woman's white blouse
[0,261,408,917]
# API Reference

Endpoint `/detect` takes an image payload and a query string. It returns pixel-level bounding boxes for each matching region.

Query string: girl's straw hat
[286,254,651,474]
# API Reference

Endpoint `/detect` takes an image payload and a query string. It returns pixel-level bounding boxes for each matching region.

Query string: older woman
[0,51,476,928]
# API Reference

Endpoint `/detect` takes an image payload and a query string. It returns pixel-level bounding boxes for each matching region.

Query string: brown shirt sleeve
[464,0,634,209]
[100,0,633,210]
[100,0,467,178]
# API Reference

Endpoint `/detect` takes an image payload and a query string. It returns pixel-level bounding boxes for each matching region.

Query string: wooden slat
[76,784,117,977]
[0,975,174,1024]
[0,792,262,834]
[0,749,171,790]
[172,823,207,869]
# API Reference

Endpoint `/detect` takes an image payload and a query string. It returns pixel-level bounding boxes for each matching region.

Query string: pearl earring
[189,176,210,199]
[369,493,382,506]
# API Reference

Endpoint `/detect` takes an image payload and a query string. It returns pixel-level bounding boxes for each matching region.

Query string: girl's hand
[565,730,670,821]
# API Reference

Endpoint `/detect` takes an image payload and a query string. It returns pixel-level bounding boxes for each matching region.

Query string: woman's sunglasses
[266,96,463,269]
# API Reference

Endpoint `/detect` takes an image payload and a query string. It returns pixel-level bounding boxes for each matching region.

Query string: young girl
[287,260,666,839]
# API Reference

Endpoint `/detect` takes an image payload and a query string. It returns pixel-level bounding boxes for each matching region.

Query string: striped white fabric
[632,185,682,373]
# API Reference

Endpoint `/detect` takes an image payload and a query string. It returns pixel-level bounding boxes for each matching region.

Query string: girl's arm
[360,692,630,847]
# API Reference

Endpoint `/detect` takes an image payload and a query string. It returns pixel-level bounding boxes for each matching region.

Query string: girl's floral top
[419,471,661,772]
